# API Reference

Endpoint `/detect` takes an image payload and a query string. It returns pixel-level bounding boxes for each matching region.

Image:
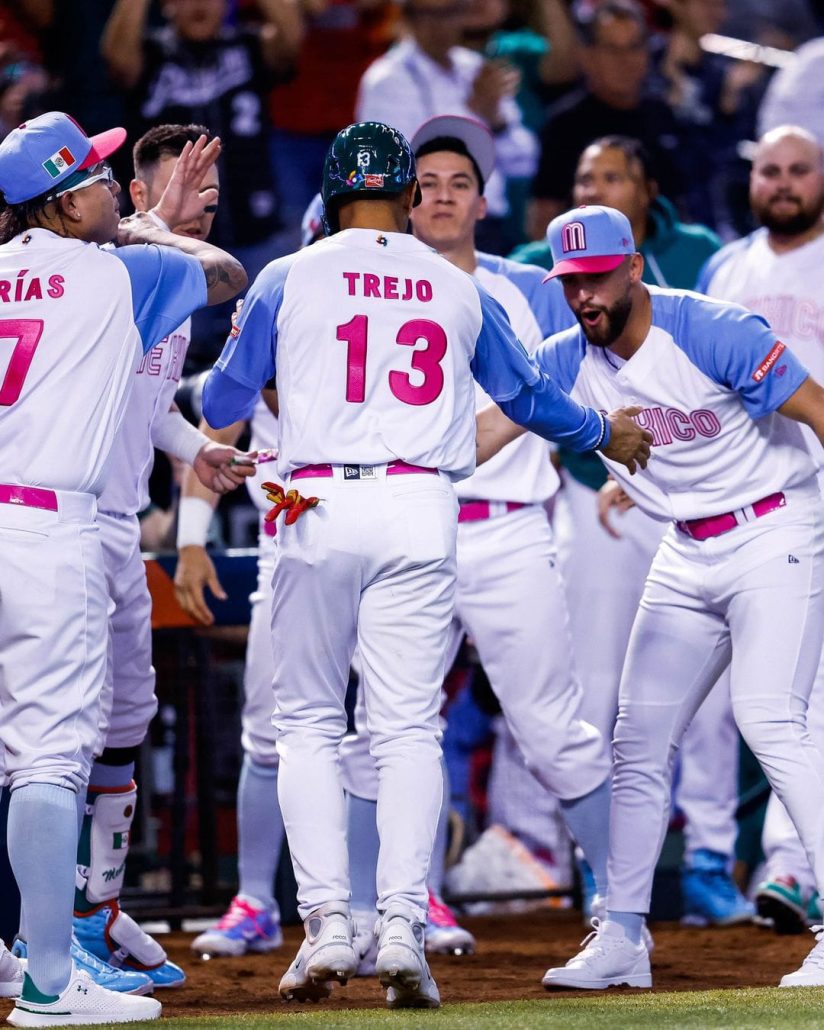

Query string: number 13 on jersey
[336,315,447,406]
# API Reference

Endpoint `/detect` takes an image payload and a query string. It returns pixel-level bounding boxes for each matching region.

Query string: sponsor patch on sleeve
[752,341,786,382]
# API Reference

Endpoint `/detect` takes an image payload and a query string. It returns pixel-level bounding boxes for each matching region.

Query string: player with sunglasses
[64,123,249,994]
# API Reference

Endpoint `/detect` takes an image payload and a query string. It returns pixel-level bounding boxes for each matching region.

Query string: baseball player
[549,136,751,928]
[174,393,288,959]
[477,203,824,991]
[698,124,824,936]
[200,121,650,1009]
[176,203,326,958]
[339,115,623,963]
[0,111,247,1026]
[67,124,256,991]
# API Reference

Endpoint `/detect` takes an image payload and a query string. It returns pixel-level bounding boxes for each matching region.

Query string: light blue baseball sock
[428,758,451,899]
[8,783,77,996]
[606,910,643,945]
[560,776,610,900]
[237,755,285,911]
[347,793,379,912]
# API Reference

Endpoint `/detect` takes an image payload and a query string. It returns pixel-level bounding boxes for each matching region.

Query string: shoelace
[427,893,459,929]
[261,482,320,526]
[70,940,110,975]
[216,898,262,931]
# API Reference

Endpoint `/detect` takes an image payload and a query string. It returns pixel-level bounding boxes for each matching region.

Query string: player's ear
[130,178,148,212]
[477,194,488,222]
[629,252,645,283]
[57,191,84,224]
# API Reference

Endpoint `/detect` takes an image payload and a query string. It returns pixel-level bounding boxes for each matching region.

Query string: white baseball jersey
[698,228,824,473]
[0,229,205,495]
[538,286,817,521]
[204,228,600,476]
[98,319,191,515]
[462,255,573,504]
[247,395,279,514]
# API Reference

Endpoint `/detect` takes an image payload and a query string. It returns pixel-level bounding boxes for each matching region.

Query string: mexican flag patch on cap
[42,146,75,178]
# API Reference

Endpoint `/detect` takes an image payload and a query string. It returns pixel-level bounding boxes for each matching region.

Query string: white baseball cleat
[278,902,357,1003]
[376,904,441,1009]
[7,966,160,1026]
[542,918,652,990]
[0,941,24,998]
[780,924,824,987]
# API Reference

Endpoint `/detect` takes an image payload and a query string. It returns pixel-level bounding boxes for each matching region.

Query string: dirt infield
[155,910,817,1018]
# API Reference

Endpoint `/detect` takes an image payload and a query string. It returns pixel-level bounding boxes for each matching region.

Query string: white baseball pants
[607,489,824,913]
[240,524,279,765]
[271,466,457,922]
[0,491,106,792]
[554,473,740,859]
[95,511,157,753]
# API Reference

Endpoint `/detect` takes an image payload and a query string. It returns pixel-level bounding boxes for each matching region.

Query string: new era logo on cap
[544,205,636,281]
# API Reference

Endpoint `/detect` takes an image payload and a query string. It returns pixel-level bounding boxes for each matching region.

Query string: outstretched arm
[117,137,247,305]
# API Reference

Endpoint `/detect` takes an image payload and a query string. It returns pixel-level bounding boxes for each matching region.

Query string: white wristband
[152,409,208,467]
[177,496,215,549]
[146,209,171,232]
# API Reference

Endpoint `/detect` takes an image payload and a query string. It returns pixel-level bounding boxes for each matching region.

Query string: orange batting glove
[261,482,320,526]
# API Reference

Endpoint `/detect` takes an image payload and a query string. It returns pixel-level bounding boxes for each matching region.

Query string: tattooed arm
[116,135,248,305]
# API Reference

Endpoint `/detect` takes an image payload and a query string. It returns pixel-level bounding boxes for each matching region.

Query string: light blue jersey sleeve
[112,245,207,354]
[657,291,809,419]
[478,253,576,337]
[471,281,606,451]
[202,255,296,429]
[534,326,587,393]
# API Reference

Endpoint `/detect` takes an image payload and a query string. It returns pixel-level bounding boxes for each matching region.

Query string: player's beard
[755,191,824,236]
[576,293,633,348]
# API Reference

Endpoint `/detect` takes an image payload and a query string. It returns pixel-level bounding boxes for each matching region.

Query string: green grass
[105,988,824,1028]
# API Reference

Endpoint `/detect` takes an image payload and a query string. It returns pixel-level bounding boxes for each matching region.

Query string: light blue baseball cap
[0,111,126,204]
[543,205,636,281]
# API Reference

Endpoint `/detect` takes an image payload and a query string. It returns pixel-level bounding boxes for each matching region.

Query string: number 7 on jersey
[0,319,44,406]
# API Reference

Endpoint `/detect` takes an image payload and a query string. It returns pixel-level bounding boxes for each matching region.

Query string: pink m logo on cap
[561,221,586,253]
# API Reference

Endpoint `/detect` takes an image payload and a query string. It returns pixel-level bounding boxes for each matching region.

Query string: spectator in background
[528,0,681,240]
[462,0,581,132]
[101,0,301,288]
[269,0,396,239]
[648,0,767,229]
[514,134,717,271]
[462,0,580,244]
[356,0,539,253]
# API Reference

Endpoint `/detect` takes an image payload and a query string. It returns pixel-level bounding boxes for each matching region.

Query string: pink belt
[458,500,526,523]
[0,484,58,511]
[676,492,786,541]
[291,460,438,480]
